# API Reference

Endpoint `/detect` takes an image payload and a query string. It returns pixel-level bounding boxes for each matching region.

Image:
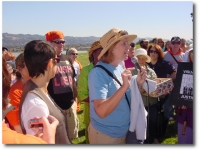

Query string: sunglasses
[52,57,60,63]
[71,53,78,56]
[150,50,158,54]
[52,40,65,44]
[172,42,181,45]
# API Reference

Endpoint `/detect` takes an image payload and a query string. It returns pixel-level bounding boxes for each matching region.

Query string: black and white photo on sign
[170,63,193,109]
[180,73,193,99]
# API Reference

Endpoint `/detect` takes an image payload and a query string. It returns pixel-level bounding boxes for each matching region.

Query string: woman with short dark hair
[19,40,71,144]
[2,56,59,144]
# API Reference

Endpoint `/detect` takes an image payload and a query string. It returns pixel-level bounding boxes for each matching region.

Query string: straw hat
[88,40,102,58]
[135,48,151,62]
[98,28,137,60]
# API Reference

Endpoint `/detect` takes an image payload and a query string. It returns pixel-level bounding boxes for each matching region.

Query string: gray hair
[66,47,77,56]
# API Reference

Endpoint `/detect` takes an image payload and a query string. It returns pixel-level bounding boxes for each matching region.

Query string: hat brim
[136,54,151,63]
[98,34,137,60]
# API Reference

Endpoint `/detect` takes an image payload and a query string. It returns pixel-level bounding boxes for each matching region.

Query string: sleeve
[164,60,176,75]
[8,85,22,106]
[77,67,89,102]
[6,82,23,126]
[6,107,20,126]
[182,51,189,62]
[88,68,109,102]
[21,93,49,135]
[2,123,47,144]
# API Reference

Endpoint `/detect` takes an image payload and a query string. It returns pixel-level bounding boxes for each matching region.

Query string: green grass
[72,103,87,144]
[161,119,178,144]
[77,52,90,67]
[74,51,178,144]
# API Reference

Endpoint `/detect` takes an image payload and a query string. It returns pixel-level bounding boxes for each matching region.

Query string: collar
[168,49,183,55]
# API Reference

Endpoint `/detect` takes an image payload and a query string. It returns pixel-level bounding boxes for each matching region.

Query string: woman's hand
[32,115,59,144]
[136,67,147,88]
[40,115,59,144]
[121,69,132,90]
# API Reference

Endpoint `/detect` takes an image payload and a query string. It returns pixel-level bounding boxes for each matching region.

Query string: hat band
[107,30,128,45]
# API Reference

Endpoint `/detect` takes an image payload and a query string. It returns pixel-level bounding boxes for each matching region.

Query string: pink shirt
[124,56,135,68]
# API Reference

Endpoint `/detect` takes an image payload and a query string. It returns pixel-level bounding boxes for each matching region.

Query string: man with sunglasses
[164,36,185,71]
[45,30,79,140]
[163,36,185,121]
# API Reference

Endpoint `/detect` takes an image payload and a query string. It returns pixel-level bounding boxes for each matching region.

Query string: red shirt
[6,80,24,126]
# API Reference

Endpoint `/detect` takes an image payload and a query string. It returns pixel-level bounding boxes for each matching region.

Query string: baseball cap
[139,38,149,43]
[171,36,181,42]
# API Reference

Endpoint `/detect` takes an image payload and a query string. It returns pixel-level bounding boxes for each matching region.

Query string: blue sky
[2,1,193,40]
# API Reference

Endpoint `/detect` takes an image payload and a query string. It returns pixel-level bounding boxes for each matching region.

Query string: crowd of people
[2,28,193,144]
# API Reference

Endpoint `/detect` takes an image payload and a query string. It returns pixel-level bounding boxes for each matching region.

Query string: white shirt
[73,61,80,84]
[21,92,55,135]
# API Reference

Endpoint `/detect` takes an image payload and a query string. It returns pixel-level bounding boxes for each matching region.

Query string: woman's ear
[47,59,53,70]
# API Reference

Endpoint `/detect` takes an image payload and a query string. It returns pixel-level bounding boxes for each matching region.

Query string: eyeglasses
[150,50,158,54]
[71,53,78,56]
[52,40,65,44]
[52,57,60,63]
[172,42,181,45]
[107,30,128,44]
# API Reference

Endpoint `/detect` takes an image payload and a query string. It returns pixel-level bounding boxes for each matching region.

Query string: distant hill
[2,33,102,49]
[3,33,167,50]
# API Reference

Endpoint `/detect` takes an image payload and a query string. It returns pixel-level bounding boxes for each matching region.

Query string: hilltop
[2,33,103,51]
[2,32,171,52]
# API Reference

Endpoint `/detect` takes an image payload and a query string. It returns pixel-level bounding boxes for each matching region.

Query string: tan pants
[63,102,79,139]
[88,123,125,144]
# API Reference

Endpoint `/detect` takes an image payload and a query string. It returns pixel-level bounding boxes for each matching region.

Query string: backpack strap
[95,65,130,108]
[169,52,179,64]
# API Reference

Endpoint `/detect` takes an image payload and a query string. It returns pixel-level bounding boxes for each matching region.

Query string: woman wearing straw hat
[88,28,147,144]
